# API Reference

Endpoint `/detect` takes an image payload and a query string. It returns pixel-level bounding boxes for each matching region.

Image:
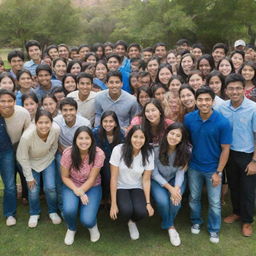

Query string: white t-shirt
[110,144,154,189]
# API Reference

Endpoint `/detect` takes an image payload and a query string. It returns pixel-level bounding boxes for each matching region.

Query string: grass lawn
[0,190,255,256]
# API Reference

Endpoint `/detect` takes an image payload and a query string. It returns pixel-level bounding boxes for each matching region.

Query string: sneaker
[6,216,16,227]
[64,229,76,245]
[191,224,200,234]
[168,228,181,246]
[88,224,100,242]
[28,215,40,228]
[49,213,62,225]
[209,232,219,243]
[128,220,139,240]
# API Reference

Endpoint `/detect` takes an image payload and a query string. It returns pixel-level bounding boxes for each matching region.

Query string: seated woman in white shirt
[17,109,61,228]
[110,125,154,240]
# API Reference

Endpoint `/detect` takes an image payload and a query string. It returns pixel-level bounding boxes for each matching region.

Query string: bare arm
[110,164,119,220]
[142,170,154,216]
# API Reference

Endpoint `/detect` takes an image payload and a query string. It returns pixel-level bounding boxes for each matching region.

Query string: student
[151,83,168,103]
[127,43,141,59]
[58,44,70,60]
[138,71,152,87]
[136,86,151,112]
[168,75,183,96]
[188,70,204,92]
[179,85,196,114]
[78,44,91,60]
[114,40,130,73]
[52,57,67,82]
[0,72,16,92]
[66,60,82,76]
[67,72,97,126]
[110,125,154,240]
[206,70,226,100]
[7,50,25,80]
[95,71,138,129]
[24,40,42,76]
[153,42,167,62]
[191,43,204,60]
[61,126,105,245]
[184,87,232,244]
[230,50,244,73]
[211,43,228,67]
[178,53,195,82]
[51,87,65,105]
[17,109,61,228]
[62,73,77,96]
[142,47,154,63]
[196,54,215,79]
[146,57,160,83]
[217,57,235,78]
[42,94,59,118]
[156,64,173,87]
[151,123,190,246]
[22,92,39,122]
[219,73,256,237]
[93,43,105,60]
[46,45,59,60]
[93,60,108,90]
[104,42,114,57]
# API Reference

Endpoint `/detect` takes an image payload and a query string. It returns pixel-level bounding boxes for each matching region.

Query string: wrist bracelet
[146,202,151,205]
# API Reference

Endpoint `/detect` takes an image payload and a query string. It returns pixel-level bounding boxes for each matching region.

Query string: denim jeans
[62,184,102,231]
[151,177,186,229]
[188,168,221,233]
[55,151,63,213]
[28,160,58,215]
[0,149,17,217]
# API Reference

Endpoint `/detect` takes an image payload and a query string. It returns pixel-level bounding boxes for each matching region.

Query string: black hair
[25,40,41,52]
[59,97,78,111]
[176,39,190,46]
[230,50,245,60]
[151,83,168,98]
[212,43,228,55]
[83,52,98,63]
[104,42,114,49]
[114,40,128,51]
[46,45,58,56]
[159,122,190,168]
[106,70,122,82]
[178,53,195,81]
[136,86,151,107]
[42,94,58,105]
[7,50,25,62]
[153,42,167,52]
[0,73,16,92]
[225,73,245,88]
[67,60,82,73]
[192,43,204,51]
[92,43,105,58]
[107,53,122,64]
[196,54,215,75]
[21,92,39,106]
[62,73,77,95]
[71,126,96,169]
[195,86,215,100]
[0,88,16,100]
[17,69,32,81]
[58,44,70,51]
[36,64,52,76]
[142,47,154,53]
[179,84,196,97]
[217,57,235,75]
[121,125,152,168]
[168,75,184,87]
[128,43,141,52]
[238,61,256,85]
[76,72,93,84]
[53,57,68,68]
[78,44,91,53]
[35,109,53,123]
[156,63,173,84]
[51,86,64,95]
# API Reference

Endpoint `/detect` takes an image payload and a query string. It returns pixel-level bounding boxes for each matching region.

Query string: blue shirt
[121,57,131,74]
[93,78,108,90]
[184,110,232,173]
[118,66,131,93]
[34,80,61,101]
[16,89,34,106]
[24,60,39,76]
[218,97,256,153]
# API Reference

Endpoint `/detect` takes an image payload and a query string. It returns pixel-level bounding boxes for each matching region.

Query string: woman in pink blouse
[61,126,105,245]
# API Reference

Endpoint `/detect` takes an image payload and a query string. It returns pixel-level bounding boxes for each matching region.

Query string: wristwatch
[216,171,223,177]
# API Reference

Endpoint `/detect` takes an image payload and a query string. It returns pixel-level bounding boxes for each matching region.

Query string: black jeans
[117,188,148,222]
[226,150,256,223]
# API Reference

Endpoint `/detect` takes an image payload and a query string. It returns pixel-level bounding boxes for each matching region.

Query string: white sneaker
[88,224,100,242]
[6,216,16,226]
[128,220,139,240]
[64,229,76,245]
[168,228,181,246]
[191,224,200,234]
[209,232,219,244]
[49,213,62,224]
[28,215,40,228]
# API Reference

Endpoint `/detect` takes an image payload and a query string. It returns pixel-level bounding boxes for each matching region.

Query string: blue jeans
[188,168,221,233]
[0,149,16,217]
[55,151,63,213]
[28,160,58,215]
[62,184,102,231]
[151,177,186,229]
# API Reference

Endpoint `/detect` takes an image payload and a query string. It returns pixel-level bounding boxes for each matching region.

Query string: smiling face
[23,97,38,118]
[0,94,15,117]
[167,128,182,148]
[77,77,92,98]
[0,77,15,91]
[181,56,193,74]
[167,52,177,65]
[131,129,146,152]
[18,72,33,90]
[48,48,59,60]
[37,70,51,88]
[61,104,77,124]
[54,60,67,78]
[70,63,81,76]
[208,76,222,95]
[241,65,255,81]
[196,93,214,115]
[76,131,92,152]
[36,115,52,136]
[218,59,232,76]
[231,53,243,71]
[102,115,116,133]
[198,58,211,76]
[95,63,108,80]
[28,46,41,61]
[145,103,161,125]
[225,81,244,106]
[64,76,76,93]
[147,59,159,77]
[42,97,57,115]
[10,56,24,73]
[169,79,181,94]
[158,67,172,85]
[138,90,150,107]
[188,74,203,92]
[107,76,123,98]
[154,87,166,102]
[179,88,195,110]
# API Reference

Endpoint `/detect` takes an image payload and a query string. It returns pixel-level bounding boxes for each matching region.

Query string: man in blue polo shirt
[184,87,232,244]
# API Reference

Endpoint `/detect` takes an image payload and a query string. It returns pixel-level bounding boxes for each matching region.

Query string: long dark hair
[141,98,165,142]
[98,111,122,147]
[121,125,152,168]
[159,123,190,168]
[71,126,96,170]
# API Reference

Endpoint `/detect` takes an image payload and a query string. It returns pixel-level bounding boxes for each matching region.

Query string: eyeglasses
[226,87,244,92]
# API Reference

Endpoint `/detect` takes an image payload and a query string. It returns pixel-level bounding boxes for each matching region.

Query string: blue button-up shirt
[218,97,256,153]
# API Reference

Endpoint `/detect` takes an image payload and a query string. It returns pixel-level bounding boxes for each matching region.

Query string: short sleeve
[144,150,154,170]
[60,147,72,170]
[109,144,122,167]
[93,147,105,168]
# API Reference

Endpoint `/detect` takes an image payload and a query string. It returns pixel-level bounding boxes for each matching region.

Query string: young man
[67,73,96,126]
[7,50,25,80]
[95,71,138,128]
[138,71,152,87]
[58,44,70,60]
[153,42,167,62]
[211,43,228,67]
[34,64,61,101]
[219,73,256,237]
[176,39,190,51]
[142,47,154,63]
[191,44,204,60]
[0,89,31,226]
[107,54,131,93]
[184,87,232,244]
[127,43,141,59]
[114,40,130,73]
[24,40,42,76]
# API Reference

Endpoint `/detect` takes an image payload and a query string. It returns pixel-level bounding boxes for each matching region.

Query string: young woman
[230,50,244,73]
[46,45,59,60]
[42,94,59,118]
[130,99,174,146]
[66,60,82,76]
[53,58,67,81]
[22,92,39,121]
[16,70,34,106]
[146,57,160,82]
[62,73,77,96]
[168,75,183,96]
[130,72,140,95]
[93,43,105,60]
[239,61,256,102]
[17,109,61,228]
[156,64,173,87]
[151,123,190,246]
[93,61,108,90]
[217,57,235,77]
[0,72,15,92]
[136,86,151,112]
[188,70,204,92]
[196,54,215,79]
[93,111,125,204]
[110,125,154,240]
[166,51,178,75]
[83,53,97,65]
[178,53,195,81]
[179,84,196,114]
[162,91,184,122]
[151,83,168,103]
[61,126,105,245]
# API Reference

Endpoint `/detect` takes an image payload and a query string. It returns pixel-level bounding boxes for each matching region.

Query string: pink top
[61,146,105,187]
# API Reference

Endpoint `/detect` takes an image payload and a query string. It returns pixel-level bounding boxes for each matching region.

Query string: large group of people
[0,38,256,247]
